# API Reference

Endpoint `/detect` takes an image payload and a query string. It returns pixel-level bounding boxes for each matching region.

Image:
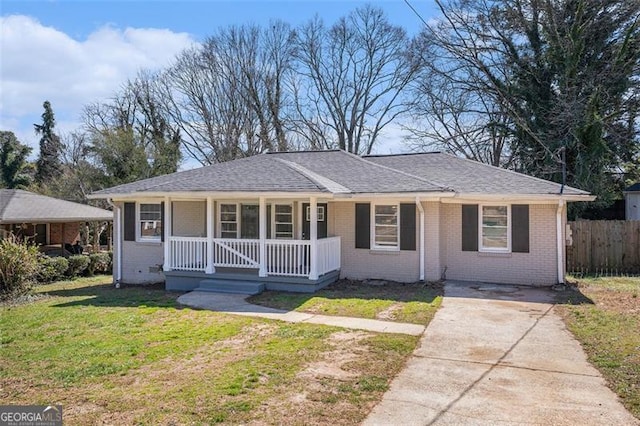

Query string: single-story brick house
[0,189,113,255]
[88,150,594,293]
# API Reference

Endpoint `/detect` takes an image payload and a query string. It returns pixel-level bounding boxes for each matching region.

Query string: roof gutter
[87,191,335,200]
[441,193,595,203]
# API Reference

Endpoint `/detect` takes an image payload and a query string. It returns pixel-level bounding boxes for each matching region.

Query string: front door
[302,203,327,240]
[34,224,47,245]
[240,204,259,239]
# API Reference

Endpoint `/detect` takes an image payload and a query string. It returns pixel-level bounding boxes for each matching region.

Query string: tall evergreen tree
[0,131,32,189]
[34,101,63,184]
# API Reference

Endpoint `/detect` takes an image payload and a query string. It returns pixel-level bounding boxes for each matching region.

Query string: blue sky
[0,1,439,160]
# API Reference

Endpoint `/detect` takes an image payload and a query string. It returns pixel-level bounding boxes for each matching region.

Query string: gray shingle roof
[89,150,591,198]
[365,152,589,195]
[269,151,446,193]
[0,190,113,223]
[91,154,328,195]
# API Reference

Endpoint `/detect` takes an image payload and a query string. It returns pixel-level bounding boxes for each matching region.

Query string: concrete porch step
[196,279,265,295]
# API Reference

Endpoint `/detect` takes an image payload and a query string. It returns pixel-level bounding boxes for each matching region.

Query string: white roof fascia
[93,191,336,201]
[332,192,456,200]
[440,193,596,203]
[0,216,112,224]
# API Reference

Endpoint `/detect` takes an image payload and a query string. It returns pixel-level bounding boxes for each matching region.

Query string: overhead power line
[403,0,430,27]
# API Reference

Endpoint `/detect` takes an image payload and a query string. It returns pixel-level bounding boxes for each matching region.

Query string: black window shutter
[400,203,416,251]
[461,204,478,251]
[355,203,370,249]
[124,202,136,242]
[160,201,165,242]
[512,204,530,253]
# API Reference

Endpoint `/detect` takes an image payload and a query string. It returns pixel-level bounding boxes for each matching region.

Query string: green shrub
[0,236,40,299]
[38,256,69,283]
[66,255,90,277]
[88,252,112,275]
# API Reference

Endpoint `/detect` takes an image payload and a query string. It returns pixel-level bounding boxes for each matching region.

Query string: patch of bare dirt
[376,303,402,321]
[248,330,383,425]
[584,286,640,315]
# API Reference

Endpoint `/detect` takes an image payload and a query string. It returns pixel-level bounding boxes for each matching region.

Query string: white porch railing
[167,236,341,278]
[266,240,311,277]
[169,236,207,272]
[212,239,260,268]
[317,237,341,276]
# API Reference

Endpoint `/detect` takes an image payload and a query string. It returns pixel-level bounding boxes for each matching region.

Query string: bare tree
[408,0,640,210]
[160,22,296,165]
[407,72,514,167]
[293,5,422,155]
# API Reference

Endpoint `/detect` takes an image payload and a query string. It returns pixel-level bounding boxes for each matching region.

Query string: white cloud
[0,15,196,150]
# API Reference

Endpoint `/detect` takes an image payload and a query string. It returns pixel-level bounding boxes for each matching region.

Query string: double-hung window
[274,204,293,239]
[138,203,162,241]
[373,204,399,249]
[220,204,238,239]
[480,205,510,251]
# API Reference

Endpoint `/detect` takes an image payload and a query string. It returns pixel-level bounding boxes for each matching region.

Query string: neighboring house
[624,183,640,220]
[0,189,113,255]
[88,150,594,293]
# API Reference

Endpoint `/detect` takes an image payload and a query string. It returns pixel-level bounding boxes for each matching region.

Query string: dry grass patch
[1,276,420,424]
[249,279,443,325]
[556,276,640,419]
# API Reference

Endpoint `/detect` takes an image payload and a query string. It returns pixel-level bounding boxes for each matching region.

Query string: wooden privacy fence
[567,220,640,275]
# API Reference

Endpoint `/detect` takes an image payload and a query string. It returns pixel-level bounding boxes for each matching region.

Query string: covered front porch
[159,196,341,293]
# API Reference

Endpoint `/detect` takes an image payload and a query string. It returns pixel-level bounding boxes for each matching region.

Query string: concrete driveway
[365,281,639,426]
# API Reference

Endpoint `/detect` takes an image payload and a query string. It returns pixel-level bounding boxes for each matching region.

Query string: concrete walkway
[365,281,639,425]
[177,290,425,336]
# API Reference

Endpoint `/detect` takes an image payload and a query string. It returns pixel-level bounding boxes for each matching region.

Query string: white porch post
[163,197,172,271]
[309,196,318,280]
[259,196,267,277]
[112,202,122,283]
[205,196,215,274]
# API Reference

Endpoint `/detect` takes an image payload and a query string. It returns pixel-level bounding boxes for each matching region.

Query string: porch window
[373,204,399,249]
[274,204,293,239]
[220,204,238,239]
[480,205,510,251]
[138,203,162,241]
[305,205,325,222]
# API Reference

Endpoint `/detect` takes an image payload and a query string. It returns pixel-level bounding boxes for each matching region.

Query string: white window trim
[136,202,162,243]
[371,202,400,251]
[217,202,295,240]
[273,203,294,240]
[478,203,511,253]
[305,205,325,222]
[218,202,240,239]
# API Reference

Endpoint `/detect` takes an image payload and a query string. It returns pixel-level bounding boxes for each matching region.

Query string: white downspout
[106,198,122,286]
[416,197,425,282]
[556,199,565,284]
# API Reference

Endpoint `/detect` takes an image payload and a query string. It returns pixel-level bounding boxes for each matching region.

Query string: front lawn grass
[556,276,640,419]
[0,276,420,425]
[249,279,443,325]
